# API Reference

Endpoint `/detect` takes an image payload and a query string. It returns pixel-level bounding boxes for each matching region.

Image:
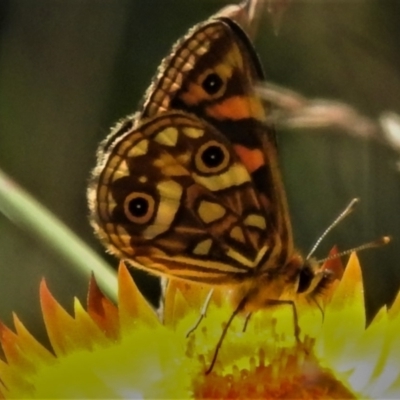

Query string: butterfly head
[295,256,334,301]
[223,252,325,313]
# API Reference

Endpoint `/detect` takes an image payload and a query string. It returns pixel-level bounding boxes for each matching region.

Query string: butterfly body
[88,15,327,315]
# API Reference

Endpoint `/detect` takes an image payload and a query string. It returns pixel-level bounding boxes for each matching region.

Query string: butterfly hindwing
[90,111,281,284]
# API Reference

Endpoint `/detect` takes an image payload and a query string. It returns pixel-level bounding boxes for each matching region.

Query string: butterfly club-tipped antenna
[306,196,390,265]
[302,198,390,325]
[316,236,391,265]
[306,197,360,260]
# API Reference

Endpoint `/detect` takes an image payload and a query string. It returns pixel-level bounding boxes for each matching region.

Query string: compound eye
[297,266,313,294]
[195,140,230,174]
[201,72,224,95]
[124,192,155,224]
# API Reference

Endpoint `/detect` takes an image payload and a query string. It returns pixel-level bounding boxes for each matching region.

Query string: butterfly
[87,10,331,371]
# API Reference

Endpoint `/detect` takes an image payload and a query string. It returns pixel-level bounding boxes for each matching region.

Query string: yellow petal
[316,253,366,371]
[117,262,159,331]
[40,279,110,355]
[87,274,120,340]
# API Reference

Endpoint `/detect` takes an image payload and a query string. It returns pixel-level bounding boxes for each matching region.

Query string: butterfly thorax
[227,250,322,313]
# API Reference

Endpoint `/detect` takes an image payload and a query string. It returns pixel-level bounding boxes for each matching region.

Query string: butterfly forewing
[141,19,263,118]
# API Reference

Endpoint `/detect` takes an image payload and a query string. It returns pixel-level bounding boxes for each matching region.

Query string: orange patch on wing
[233,145,265,173]
[206,96,265,120]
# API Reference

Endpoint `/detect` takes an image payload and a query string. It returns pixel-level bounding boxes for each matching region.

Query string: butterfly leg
[205,294,249,375]
[186,289,214,338]
[242,312,252,332]
[310,296,325,322]
[264,299,300,343]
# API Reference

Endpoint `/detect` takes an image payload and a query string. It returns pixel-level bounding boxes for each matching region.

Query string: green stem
[0,169,117,301]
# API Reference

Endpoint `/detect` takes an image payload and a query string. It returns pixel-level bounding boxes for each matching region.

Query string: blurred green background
[1,0,400,347]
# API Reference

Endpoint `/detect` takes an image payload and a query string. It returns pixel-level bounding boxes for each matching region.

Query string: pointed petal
[0,321,35,372]
[73,299,110,347]
[172,280,211,310]
[117,262,159,331]
[163,279,192,327]
[348,306,387,392]
[317,253,366,371]
[87,274,119,340]
[13,314,54,364]
[388,290,400,320]
[0,357,35,398]
[40,280,102,355]
[366,300,400,397]
[323,246,345,280]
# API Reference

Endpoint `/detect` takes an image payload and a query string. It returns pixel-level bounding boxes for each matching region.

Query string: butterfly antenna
[306,198,360,260]
[316,236,391,264]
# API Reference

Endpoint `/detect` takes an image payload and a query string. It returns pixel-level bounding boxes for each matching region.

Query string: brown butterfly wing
[139,17,295,270]
[89,111,278,284]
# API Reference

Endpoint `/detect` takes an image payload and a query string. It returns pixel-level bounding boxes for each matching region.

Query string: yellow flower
[0,253,399,399]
